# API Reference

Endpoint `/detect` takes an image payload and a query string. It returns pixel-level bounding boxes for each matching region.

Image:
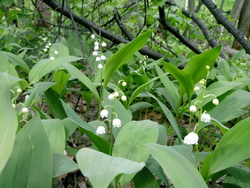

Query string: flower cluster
[108,91,127,102]
[91,34,107,69]
[186,65,219,146]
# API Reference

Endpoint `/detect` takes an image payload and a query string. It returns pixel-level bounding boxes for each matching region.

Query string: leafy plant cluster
[1,1,250,188]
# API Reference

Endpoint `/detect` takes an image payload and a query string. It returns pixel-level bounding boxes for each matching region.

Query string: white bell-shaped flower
[96,126,105,135]
[201,112,211,123]
[100,109,108,118]
[108,94,114,100]
[113,118,121,128]
[183,132,199,145]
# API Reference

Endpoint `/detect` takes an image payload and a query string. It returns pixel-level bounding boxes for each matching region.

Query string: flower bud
[194,86,200,92]
[121,95,127,101]
[199,79,205,85]
[212,98,219,105]
[122,81,127,87]
[22,107,29,113]
[17,88,22,93]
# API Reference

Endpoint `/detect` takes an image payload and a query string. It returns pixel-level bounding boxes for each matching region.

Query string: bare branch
[158,6,203,54]
[201,0,250,54]
[42,0,167,61]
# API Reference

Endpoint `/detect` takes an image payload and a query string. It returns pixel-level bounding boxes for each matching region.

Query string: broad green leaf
[61,100,111,154]
[209,90,250,123]
[76,148,145,188]
[147,144,207,188]
[146,156,169,186]
[42,119,66,154]
[163,61,193,103]
[5,74,21,86]
[51,70,71,95]
[50,43,70,57]
[2,0,14,7]
[62,63,100,101]
[2,51,30,73]
[129,102,153,113]
[0,116,53,188]
[112,120,159,186]
[0,72,18,173]
[44,88,67,119]
[230,49,246,62]
[0,52,19,77]
[53,153,79,178]
[183,46,221,84]
[201,117,250,179]
[217,58,232,81]
[29,56,81,83]
[224,166,250,188]
[133,167,160,188]
[195,81,243,106]
[155,65,180,112]
[62,118,78,139]
[104,31,151,87]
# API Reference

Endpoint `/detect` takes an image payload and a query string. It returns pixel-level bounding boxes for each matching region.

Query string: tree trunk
[230,0,245,26]
[188,0,195,13]
[36,0,51,29]
[232,0,250,50]
[18,0,25,7]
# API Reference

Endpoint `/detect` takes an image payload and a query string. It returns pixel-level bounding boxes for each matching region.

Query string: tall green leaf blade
[0,72,18,173]
[147,143,207,188]
[201,117,250,179]
[104,31,151,87]
[76,148,145,188]
[29,56,82,83]
[183,46,221,84]
[62,63,100,101]
[163,61,193,102]
[141,92,182,140]
[44,88,67,119]
[128,73,168,106]
[112,120,159,186]
[155,65,180,112]
[0,116,53,188]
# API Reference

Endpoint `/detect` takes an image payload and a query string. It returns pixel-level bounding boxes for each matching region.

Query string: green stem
[195,144,201,171]
[109,100,115,155]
